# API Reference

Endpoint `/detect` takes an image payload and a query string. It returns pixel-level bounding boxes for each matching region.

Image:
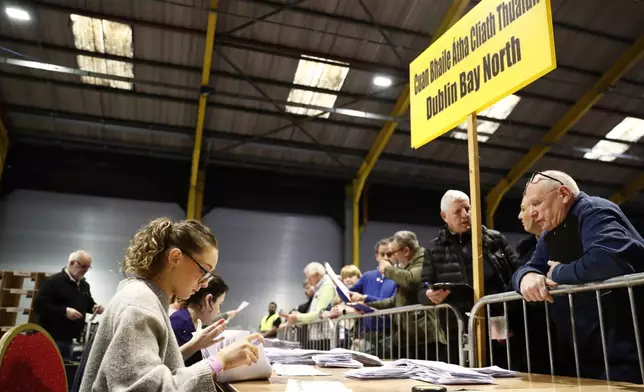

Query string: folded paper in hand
[324,262,375,314]
[201,330,272,383]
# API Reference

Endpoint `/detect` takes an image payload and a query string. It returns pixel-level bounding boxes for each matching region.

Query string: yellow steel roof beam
[352,0,470,204]
[610,173,644,205]
[187,0,219,220]
[485,35,644,228]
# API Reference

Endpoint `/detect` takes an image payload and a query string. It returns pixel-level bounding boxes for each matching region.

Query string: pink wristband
[207,356,224,375]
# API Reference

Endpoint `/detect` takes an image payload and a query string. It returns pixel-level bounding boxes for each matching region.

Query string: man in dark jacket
[514,170,644,383]
[417,190,528,370]
[33,250,103,360]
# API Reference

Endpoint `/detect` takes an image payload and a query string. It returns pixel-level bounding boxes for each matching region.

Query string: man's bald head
[523,170,580,232]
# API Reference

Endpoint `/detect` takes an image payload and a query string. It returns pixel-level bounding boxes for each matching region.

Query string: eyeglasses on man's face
[526,172,564,189]
[179,248,214,283]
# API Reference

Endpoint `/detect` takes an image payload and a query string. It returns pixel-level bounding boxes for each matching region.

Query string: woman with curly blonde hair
[79,218,263,392]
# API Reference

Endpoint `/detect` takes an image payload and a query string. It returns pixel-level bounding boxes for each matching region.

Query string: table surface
[226,368,644,392]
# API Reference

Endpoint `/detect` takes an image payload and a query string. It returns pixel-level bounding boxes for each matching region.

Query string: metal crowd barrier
[467,272,644,382]
[278,303,468,366]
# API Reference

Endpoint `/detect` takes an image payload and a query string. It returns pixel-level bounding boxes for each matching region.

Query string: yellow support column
[485,35,644,228]
[351,0,470,265]
[187,0,219,220]
[194,170,206,221]
[609,173,644,205]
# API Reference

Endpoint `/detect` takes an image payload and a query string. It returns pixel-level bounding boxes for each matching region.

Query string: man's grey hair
[374,238,390,252]
[440,190,470,212]
[304,262,326,277]
[391,231,419,252]
[68,250,90,265]
[531,170,580,197]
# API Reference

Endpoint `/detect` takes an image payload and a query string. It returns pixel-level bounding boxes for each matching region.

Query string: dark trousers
[56,341,74,361]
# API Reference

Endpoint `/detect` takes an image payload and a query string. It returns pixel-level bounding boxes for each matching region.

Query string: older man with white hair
[33,250,104,360]
[513,170,644,382]
[417,190,525,367]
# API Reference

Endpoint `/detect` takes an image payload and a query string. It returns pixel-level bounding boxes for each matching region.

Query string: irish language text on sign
[409,0,556,148]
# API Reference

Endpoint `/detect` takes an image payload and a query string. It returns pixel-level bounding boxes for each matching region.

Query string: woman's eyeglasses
[179,248,214,283]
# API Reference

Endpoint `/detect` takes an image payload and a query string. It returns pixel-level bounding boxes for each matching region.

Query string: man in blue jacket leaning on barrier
[513,170,644,383]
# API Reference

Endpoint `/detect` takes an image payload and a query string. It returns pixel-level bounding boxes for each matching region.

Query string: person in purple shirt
[170,275,230,366]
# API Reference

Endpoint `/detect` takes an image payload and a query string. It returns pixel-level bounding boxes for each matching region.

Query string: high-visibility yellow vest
[260,313,280,331]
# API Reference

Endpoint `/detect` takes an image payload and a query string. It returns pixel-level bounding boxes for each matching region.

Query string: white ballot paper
[272,364,330,376]
[202,330,272,383]
[236,301,249,312]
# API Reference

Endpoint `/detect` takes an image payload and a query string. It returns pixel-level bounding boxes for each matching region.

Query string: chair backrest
[0,323,67,392]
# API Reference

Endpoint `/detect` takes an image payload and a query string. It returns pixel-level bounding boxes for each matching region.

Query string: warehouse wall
[201,208,342,331]
[0,190,343,332]
[0,190,185,309]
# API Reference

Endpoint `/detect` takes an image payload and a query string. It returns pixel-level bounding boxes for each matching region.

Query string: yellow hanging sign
[409,0,556,148]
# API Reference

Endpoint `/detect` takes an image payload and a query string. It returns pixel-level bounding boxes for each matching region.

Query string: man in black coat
[33,250,104,360]
[417,190,530,370]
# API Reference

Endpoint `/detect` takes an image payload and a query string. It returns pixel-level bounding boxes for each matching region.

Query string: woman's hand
[189,319,226,351]
[215,333,265,370]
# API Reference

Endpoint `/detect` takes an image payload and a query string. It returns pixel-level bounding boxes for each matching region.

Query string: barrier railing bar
[414,312,418,359]
[568,294,581,379]
[424,310,429,361]
[628,286,644,382]
[522,299,532,374]
[595,290,610,381]
[434,310,439,360]
[503,301,511,369]
[468,272,644,368]
[544,301,555,376]
[446,308,451,364]
[486,304,493,366]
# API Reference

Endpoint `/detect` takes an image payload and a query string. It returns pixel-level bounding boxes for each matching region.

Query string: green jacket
[370,247,446,344]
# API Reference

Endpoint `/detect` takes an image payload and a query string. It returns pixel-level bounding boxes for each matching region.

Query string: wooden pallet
[0,271,48,337]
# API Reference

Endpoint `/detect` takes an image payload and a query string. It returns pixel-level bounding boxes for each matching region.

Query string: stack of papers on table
[265,347,384,367]
[313,353,363,368]
[330,348,383,366]
[263,338,301,349]
[201,330,272,382]
[265,348,326,365]
[470,366,519,377]
[344,360,518,385]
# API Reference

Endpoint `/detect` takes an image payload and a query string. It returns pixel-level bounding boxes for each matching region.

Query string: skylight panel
[285,55,350,118]
[584,117,644,162]
[451,94,521,142]
[70,14,134,90]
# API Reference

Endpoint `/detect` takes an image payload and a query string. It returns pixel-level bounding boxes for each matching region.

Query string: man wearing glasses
[513,170,644,382]
[34,250,104,360]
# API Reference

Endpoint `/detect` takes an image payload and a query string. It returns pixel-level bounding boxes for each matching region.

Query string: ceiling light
[373,75,392,87]
[5,6,31,21]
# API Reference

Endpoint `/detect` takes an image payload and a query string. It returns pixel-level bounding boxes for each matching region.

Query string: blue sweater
[352,269,398,302]
[513,192,644,289]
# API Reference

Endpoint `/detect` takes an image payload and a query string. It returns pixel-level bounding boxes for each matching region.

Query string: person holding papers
[348,238,397,304]
[287,262,335,349]
[360,231,446,359]
[170,275,230,366]
[79,218,263,392]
